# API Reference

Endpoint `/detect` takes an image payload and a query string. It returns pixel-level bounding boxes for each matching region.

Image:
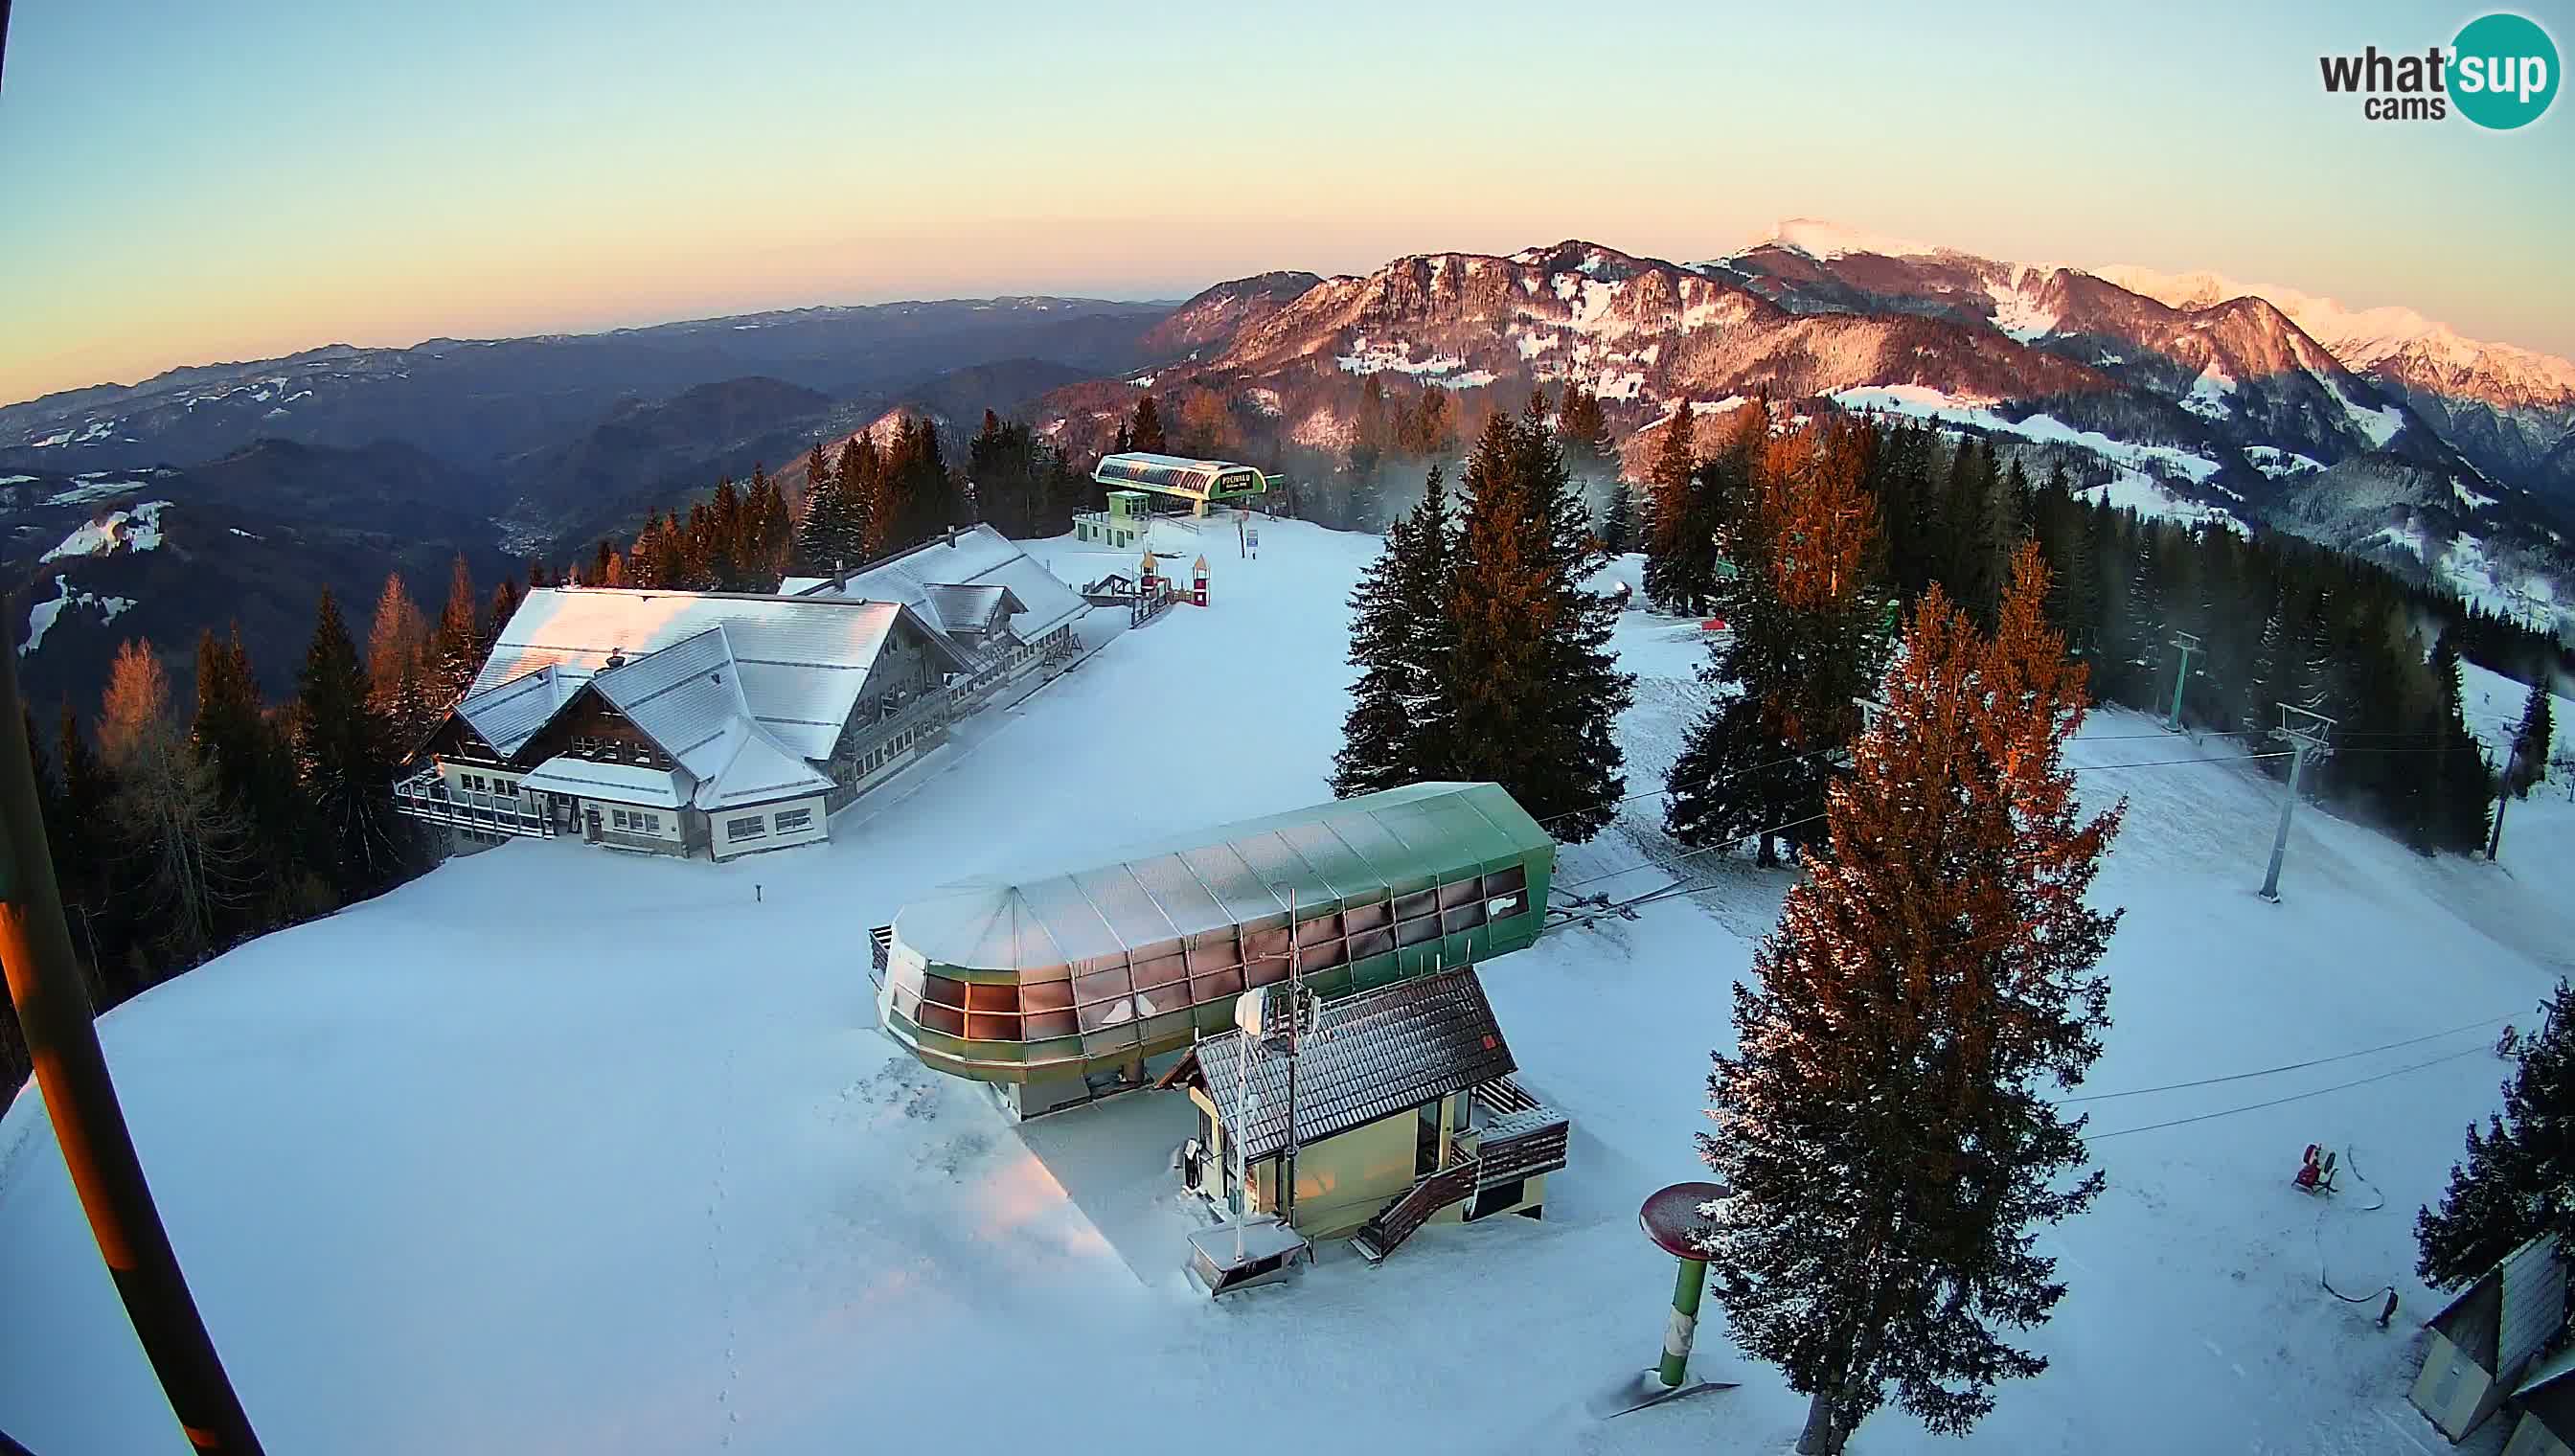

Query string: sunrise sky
[3,0,2568,406]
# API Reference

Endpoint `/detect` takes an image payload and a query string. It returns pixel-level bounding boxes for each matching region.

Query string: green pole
[1658,1256,1707,1387]
[2164,635,2199,733]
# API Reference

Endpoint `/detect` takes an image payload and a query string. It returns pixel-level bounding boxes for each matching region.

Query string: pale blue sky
[1,0,2567,403]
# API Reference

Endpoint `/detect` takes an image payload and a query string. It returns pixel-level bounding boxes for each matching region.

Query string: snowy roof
[786,525,1087,647]
[455,664,584,758]
[890,783,1550,974]
[2430,1235,2566,1378]
[920,582,1016,637]
[473,588,960,761]
[518,755,689,808]
[1092,452,1265,500]
[1176,966,1515,1163]
[586,626,832,810]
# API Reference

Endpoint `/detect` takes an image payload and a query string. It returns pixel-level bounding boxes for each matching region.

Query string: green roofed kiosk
[1090,451,1271,517]
[870,782,1557,1119]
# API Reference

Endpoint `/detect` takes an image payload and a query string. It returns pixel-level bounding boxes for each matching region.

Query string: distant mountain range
[1032,222,2572,631]
[8,231,2570,717]
[1,298,1165,711]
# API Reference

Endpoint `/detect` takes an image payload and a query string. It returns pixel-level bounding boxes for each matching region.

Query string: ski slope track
[3,520,2569,1455]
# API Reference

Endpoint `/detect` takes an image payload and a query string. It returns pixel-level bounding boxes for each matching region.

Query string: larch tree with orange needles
[1698,544,2124,1455]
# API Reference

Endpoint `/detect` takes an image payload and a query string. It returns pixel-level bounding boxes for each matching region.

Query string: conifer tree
[741,466,794,584]
[297,589,420,902]
[425,555,482,709]
[1703,549,2123,1454]
[487,578,522,655]
[1641,409,1702,613]
[1667,420,1892,865]
[1333,466,1456,797]
[1602,480,1634,556]
[53,703,127,987]
[708,476,747,589]
[365,572,428,712]
[102,639,251,969]
[2420,979,2575,1287]
[193,626,314,935]
[1129,395,1168,455]
[2513,678,2555,798]
[2429,632,2495,853]
[1443,403,1632,840]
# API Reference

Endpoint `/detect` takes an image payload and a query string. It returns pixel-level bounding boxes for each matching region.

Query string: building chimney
[946,526,960,548]
[605,648,627,671]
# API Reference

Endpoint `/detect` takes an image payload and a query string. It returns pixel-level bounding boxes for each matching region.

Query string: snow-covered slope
[2,520,2567,1456]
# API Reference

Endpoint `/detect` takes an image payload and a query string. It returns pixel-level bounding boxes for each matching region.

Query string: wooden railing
[1474,1113,1571,1188]
[1353,1159,1480,1263]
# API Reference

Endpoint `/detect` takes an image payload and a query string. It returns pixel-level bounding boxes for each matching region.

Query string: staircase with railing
[1351,1077,1571,1263]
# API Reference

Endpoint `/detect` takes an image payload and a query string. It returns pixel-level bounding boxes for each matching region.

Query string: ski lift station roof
[1090,451,1269,504]
[874,783,1556,1086]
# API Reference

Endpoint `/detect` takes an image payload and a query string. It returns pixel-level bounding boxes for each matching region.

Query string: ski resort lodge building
[392,526,1086,861]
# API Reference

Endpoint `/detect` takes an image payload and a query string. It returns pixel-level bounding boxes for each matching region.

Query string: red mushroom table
[1591,1181,1738,1418]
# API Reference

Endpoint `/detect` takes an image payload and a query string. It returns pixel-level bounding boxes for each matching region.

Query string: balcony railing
[391,772,555,838]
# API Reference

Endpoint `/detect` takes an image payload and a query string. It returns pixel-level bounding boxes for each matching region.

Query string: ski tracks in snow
[706,1041,742,1447]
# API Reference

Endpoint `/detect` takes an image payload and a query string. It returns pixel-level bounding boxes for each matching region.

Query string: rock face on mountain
[1140,273,1322,361]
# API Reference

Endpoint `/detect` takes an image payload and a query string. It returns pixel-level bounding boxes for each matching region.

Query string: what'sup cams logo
[2318,11,2559,127]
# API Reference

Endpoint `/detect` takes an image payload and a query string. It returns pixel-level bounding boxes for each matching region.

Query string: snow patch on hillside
[2083,469,2249,535]
[2455,480,2497,511]
[2179,364,2237,421]
[1244,387,1282,418]
[1988,268,2060,343]
[39,500,171,562]
[1833,387,2224,484]
[43,477,148,506]
[2245,446,2324,478]
[2362,522,2433,560]
[2440,533,2558,623]
[1335,336,1470,379]
[19,576,136,655]
[2312,369,2404,445]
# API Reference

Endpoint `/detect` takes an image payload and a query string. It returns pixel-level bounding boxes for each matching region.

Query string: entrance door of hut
[1417,1102,1443,1177]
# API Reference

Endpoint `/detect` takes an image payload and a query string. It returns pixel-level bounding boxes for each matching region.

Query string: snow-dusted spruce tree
[1444,399,1632,842]
[2514,677,2555,799]
[1701,546,2124,1455]
[1331,466,1455,797]
[1601,480,1634,557]
[2419,979,2575,1287]
[1665,416,1890,867]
